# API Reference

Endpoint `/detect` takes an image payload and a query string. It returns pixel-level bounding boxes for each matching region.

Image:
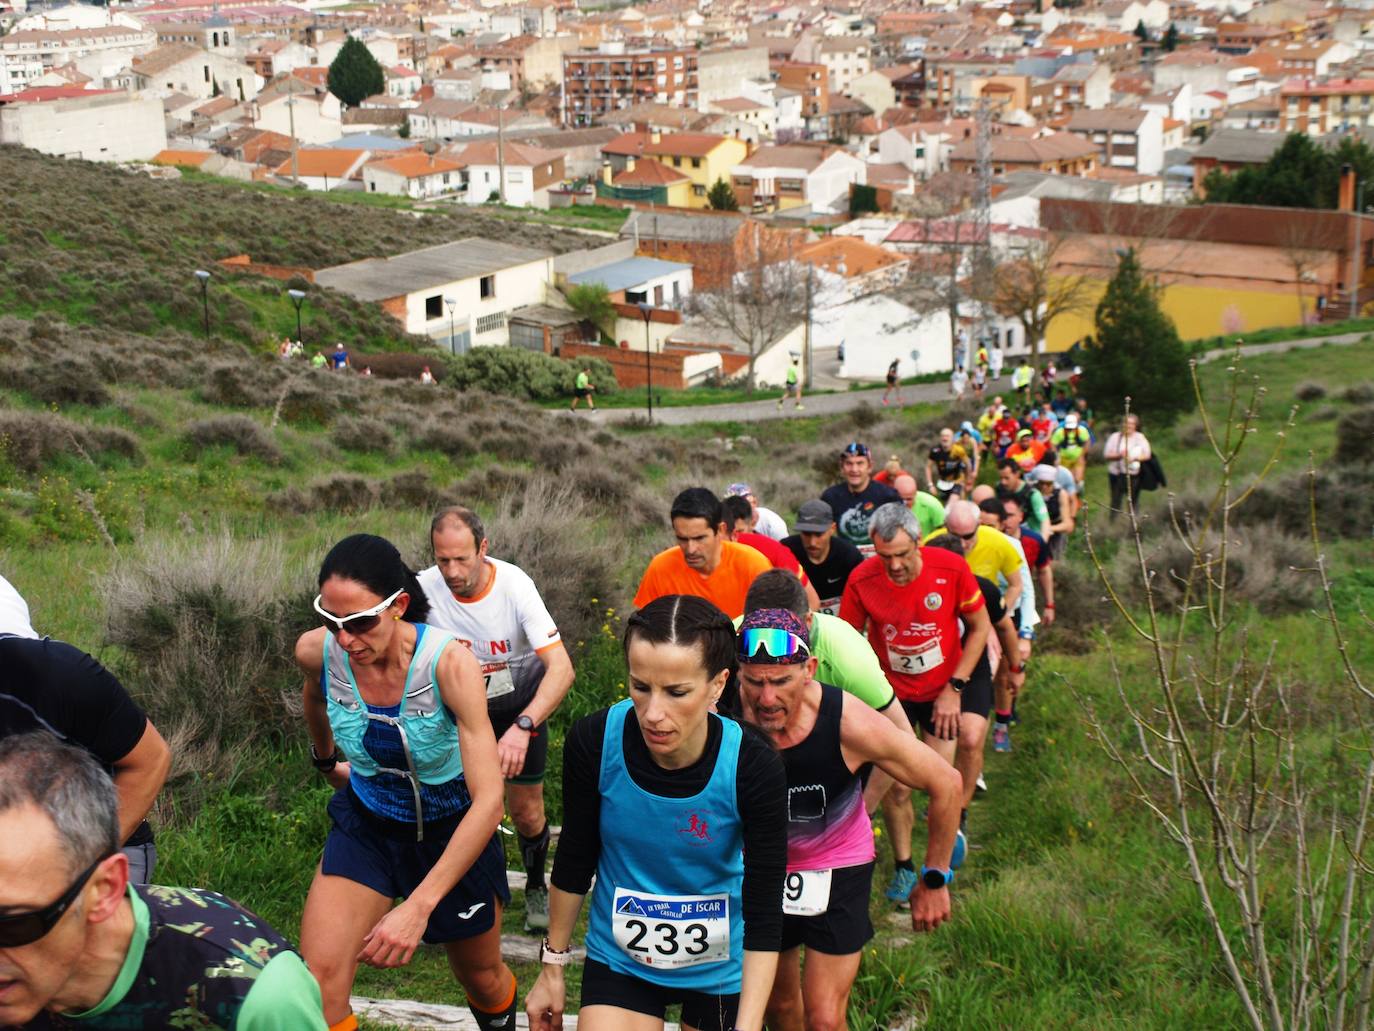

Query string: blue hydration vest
[324,624,464,839]
[584,699,745,994]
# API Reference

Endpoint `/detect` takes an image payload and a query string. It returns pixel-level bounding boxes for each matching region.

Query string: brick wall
[562,341,690,389]
[217,254,316,282]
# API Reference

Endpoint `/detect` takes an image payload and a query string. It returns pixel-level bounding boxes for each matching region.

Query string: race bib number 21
[611,889,729,969]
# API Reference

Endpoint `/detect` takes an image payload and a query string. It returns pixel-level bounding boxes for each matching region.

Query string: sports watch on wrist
[540,938,574,966]
[948,676,969,695]
[920,866,954,889]
[310,744,341,771]
[515,715,536,734]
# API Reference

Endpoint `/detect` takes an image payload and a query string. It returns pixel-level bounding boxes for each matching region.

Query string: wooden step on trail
[352,997,678,1030]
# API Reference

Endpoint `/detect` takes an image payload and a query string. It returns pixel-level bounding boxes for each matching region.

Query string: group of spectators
[2,363,1159,1031]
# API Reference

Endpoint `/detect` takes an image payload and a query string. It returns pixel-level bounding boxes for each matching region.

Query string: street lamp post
[445,296,457,354]
[637,301,653,423]
[287,288,306,344]
[194,269,211,339]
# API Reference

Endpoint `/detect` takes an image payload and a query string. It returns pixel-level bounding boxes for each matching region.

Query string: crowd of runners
[0,362,1132,1031]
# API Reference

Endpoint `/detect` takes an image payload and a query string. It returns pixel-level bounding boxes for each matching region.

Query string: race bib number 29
[611,889,729,969]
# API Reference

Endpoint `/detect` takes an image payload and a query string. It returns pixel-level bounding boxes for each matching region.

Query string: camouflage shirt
[29,884,325,1030]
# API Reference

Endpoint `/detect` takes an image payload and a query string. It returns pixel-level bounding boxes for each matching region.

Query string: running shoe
[993,725,1012,753]
[884,867,918,905]
[524,886,549,932]
[795,404,805,410]
[950,829,967,871]
[975,774,987,793]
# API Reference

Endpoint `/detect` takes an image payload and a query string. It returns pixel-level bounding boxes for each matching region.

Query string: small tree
[1133,18,1149,40]
[992,233,1095,366]
[1163,22,1179,50]
[564,282,616,340]
[327,36,384,108]
[849,183,879,215]
[707,177,739,211]
[1085,247,1194,427]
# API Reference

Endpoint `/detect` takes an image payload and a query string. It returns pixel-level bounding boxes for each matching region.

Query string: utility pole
[496,99,506,204]
[287,82,299,186]
[804,263,814,391]
[1350,179,1365,319]
[971,93,994,360]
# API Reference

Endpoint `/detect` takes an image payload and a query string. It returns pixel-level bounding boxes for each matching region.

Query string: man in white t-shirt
[0,574,38,639]
[417,507,575,933]
[725,481,789,540]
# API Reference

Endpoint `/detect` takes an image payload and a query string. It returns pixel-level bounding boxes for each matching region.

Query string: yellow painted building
[1045,235,1334,350]
[642,132,750,209]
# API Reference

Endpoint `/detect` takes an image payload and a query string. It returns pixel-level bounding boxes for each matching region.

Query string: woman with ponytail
[293,534,516,1031]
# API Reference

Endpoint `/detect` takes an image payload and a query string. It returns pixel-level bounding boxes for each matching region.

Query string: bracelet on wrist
[310,743,341,771]
[541,938,575,966]
[1044,602,1055,609]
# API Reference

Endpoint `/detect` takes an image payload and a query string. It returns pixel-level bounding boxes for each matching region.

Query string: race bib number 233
[611,888,729,969]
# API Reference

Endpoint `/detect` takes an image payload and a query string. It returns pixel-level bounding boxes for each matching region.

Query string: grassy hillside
[0,146,599,353]
[2,301,1372,1027]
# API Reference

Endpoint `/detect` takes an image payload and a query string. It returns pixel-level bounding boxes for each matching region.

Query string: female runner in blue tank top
[294,534,516,1031]
[526,595,787,1031]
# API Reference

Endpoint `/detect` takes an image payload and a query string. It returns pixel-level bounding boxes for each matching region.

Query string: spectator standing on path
[882,360,902,408]
[570,368,595,410]
[781,500,864,616]
[1103,414,1152,519]
[331,343,350,371]
[988,342,1004,383]
[418,507,576,935]
[820,443,902,554]
[1039,362,1056,401]
[777,358,804,410]
[0,734,328,1030]
[634,488,772,619]
[0,635,171,884]
[725,483,790,541]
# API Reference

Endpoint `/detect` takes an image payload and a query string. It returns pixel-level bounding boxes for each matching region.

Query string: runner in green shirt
[777,357,804,411]
[570,367,596,411]
[892,474,947,538]
[310,351,328,369]
[0,733,327,1031]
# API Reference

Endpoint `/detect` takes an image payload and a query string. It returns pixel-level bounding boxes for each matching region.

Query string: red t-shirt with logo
[838,548,985,703]
[737,531,810,587]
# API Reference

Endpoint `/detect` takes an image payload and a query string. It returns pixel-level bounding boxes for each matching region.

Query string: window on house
[692,184,705,196]
[475,311,506,335]
[625,289,647,304]
[654,284,664,305]
[425,294,443,319]
[672,280,681,303]
[204,65,210,82]
[480,275,496,300]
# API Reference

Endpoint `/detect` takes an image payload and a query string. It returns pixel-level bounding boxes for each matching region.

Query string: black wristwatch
[921,865,954,889]
[310,744,342,771]
[515,714,537,734]
[948,677,969,695]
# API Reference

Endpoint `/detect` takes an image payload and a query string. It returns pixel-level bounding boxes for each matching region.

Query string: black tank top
[780,683,870,846]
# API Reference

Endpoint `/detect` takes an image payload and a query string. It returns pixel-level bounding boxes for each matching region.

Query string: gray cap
[794,499,835,533]
[1030,464,1058,483]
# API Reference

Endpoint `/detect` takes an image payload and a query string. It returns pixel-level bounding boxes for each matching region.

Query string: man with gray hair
[0,732,326,1030]
[840,503,991,906]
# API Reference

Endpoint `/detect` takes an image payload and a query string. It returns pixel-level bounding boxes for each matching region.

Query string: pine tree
[707,177,739,211]
[327,36,385,108]
[1163,22,1179,50]
[1133,18,1148,41]
[1084,248,1195,428]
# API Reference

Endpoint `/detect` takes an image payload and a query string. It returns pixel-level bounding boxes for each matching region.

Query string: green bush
[441,348,618,401]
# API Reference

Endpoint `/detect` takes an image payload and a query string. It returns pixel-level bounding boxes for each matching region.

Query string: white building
[446,139,566,207]
[315,239,556,352]
[250,78,343,145]
[732,144,866,215]
[123,43,261,102]
[1064,106,1164,175]
[566,255,694,308]
[0,24,155,92]
[0,89,165,160]
[362,152,464,199]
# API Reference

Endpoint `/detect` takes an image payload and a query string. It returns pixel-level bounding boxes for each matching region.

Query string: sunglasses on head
[842,442,871,458]
[739,627,810,662]
[313,587,404,636]
[0,852,110,948]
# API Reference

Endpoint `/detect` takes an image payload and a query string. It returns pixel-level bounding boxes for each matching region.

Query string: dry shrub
[1334,407,1374,465]
[1173,419,1207,449]
[1295,381,1328,402]
[0,353,110,406]
[333,415,396,455]
[847,402,882,430]
[0,410,140,471]
[184,416,283,464]
[199,362,269,408]
[410,423,477,459]
[1185,465,1374,540]
[446,465,536,508]
[1305,405,1340,423]
[1341,382,1374,404]
[268,473,381,514]
[386,469,443,509]
[1105,525,1317,614]
[1040,560,1114,653]
[103,531,316,752]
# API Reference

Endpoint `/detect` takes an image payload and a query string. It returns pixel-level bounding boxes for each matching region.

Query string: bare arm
[525,886,587,1031]
[294,628,350,788]
[863,699,915,815]
[111,720,171,844]
[950,603,991,683]
[738,951,781,1031]
[1047,491,1074,536]
[499,643,575,779]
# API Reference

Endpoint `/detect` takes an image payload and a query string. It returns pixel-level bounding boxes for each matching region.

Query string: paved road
[564,331,1372,427]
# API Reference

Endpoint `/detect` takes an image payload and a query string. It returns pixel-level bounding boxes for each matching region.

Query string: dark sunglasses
[0,852,110,948]
[739,627,810,662]
[312,587,403,636]
[953,529,978,541]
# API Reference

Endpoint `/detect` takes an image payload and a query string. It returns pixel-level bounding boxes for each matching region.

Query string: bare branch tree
[990,231,1097,365]
[688,224,808,394]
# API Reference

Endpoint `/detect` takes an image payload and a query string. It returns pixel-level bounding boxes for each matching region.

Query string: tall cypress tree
[1085,248,1195,428]
[327,37,385,108]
